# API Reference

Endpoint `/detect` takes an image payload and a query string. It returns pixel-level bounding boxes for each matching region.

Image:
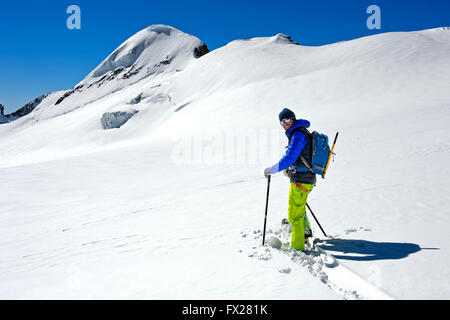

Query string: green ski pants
[288,182,314,251]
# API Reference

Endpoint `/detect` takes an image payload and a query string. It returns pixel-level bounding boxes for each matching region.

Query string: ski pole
[322,132,339,179]
[262,175,271,246]
[306,202,328,237]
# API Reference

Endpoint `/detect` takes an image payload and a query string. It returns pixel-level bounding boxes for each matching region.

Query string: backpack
[289,128,331,176]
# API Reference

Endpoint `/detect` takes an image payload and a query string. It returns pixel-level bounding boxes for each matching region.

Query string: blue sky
[1,0,449,114]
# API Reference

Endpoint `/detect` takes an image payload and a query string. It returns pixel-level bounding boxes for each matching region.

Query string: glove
[264,167,271,179]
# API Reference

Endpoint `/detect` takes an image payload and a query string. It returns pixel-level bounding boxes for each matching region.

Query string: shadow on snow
[317,238,438,261]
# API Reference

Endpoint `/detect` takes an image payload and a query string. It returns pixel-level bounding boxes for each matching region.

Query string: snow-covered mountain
[53,25,208,111]
[0,93,49,124]
[1,25,450,299]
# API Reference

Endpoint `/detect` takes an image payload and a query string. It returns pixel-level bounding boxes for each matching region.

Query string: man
[264,108,316,251]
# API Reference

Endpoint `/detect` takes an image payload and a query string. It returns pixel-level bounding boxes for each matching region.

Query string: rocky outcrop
[194,43,209,58]
[55,85,84,105]
[272,33,300,45]
[9,93,49,118]
[0,93,49,124]
[0,104,7,124]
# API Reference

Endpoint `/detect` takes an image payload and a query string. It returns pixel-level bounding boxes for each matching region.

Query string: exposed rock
[194,43,209,58]
[1,93,49,124]
[123,66,141,79]
[154,55,173,67]
[0,104,7,124]
[55,85,84,105]
[272,33,300,45]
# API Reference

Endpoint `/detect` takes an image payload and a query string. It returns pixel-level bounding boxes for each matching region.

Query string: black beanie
[278,108,296,121]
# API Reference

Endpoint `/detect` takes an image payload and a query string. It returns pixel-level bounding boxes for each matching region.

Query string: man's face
[280,118,294,131]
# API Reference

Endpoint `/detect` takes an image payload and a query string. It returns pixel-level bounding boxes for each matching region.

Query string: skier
[264,108,316,251]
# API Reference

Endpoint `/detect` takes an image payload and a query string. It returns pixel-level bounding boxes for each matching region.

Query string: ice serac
[101,110,139,130]
[54,24,209,107]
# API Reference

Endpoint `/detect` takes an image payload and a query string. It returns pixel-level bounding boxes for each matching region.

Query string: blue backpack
[289,129,331,176]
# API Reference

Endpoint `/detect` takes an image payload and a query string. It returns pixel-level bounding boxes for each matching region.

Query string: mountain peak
[271,33,298,44]
[88,24,208,79]
[52,25,209,108]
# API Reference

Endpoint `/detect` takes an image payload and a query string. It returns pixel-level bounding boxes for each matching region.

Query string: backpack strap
[287,127,315,174]
[299,154,315,174]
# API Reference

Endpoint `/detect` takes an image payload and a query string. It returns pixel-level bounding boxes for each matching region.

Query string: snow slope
[1,25,450,299]
[0,25,208,167]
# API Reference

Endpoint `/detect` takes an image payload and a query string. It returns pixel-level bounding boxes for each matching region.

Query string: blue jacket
[269,119,311,174]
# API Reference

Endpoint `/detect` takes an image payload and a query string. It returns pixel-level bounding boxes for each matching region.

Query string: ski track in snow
[241,226,393,300]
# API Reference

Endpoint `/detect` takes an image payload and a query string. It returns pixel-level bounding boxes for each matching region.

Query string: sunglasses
[280,118,293,125]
